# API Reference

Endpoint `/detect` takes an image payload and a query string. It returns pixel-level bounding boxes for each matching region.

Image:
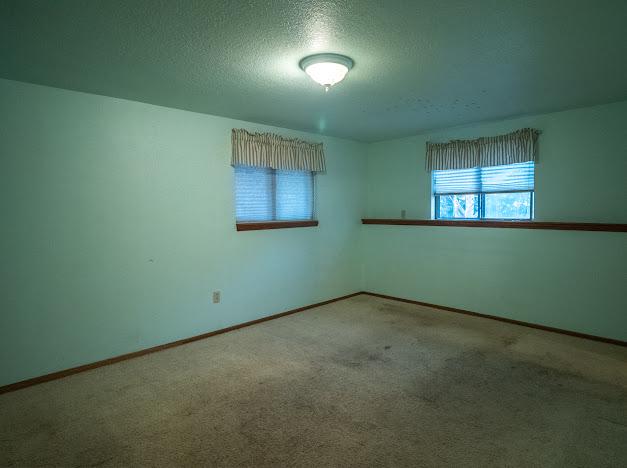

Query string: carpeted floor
[1,294,626,467]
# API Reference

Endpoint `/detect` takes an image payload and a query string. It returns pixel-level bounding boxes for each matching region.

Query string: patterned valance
[426,128,540,172]
[231,129,326,172]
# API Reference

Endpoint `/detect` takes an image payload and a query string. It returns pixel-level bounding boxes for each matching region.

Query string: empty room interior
[1,1,627,467]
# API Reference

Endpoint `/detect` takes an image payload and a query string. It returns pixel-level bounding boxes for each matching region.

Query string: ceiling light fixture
[299,53,354,92]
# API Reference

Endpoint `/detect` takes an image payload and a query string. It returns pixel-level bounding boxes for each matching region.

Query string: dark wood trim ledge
[237,220,319,231]
[361,292,626,347]
[362,219,627,232]
[0,292,360,395]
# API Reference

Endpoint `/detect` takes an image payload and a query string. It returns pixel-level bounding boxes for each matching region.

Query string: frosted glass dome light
[299,53,354,91]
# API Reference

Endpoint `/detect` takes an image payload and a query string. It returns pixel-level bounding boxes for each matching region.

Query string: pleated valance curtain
[231,129,326,172]
[425,128,540,172]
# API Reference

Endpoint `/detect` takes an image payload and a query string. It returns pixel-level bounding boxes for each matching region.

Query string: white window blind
[433,162,535,195]
[235,165,314,222]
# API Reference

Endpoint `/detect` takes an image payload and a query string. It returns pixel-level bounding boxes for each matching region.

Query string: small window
[234,165,315,222]
[433,162,534,220]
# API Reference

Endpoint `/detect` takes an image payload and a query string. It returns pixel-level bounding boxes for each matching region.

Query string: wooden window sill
[361,219,627,232]
[236,220,319,231]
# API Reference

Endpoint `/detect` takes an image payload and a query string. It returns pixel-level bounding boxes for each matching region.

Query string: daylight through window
[432,162,534,220]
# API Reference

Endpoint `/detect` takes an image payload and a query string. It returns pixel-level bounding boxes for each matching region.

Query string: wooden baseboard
[3,290,623,395]
[360,291,626,347]
[0,292,361,395]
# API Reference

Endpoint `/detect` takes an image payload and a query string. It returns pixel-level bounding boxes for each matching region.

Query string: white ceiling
[1,0,627,142]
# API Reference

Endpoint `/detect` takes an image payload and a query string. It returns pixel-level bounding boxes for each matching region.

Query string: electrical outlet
[212,291,221,304]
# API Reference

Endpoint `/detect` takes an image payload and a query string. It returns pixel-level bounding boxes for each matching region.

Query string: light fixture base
[299,53,354,90]
[299,53,354,72]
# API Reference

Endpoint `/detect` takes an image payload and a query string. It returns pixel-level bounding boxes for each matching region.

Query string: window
[433,162,534,220]
[234,165,315,222]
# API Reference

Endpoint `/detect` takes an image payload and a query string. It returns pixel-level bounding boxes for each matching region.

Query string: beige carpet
[1,295,626,467]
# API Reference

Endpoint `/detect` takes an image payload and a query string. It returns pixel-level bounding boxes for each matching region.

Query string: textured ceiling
[2,0,627,142]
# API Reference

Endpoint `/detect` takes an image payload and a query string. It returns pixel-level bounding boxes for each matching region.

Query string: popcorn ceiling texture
[1,0,627,141]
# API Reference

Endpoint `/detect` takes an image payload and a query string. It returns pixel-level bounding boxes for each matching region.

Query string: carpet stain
[377,303,438,328]
[329,348,392,369]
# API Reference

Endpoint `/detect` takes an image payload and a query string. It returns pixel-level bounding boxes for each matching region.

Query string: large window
[433,162,534,220]
[234,165,315,222]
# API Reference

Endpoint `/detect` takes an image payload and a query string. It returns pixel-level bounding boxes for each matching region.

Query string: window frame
[234,165,317,230]
[432,163,535,221]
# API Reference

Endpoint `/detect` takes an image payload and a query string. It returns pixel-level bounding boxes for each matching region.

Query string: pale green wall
[0,79,367,386]
[363,101,627,341]
[1,78,626,387]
